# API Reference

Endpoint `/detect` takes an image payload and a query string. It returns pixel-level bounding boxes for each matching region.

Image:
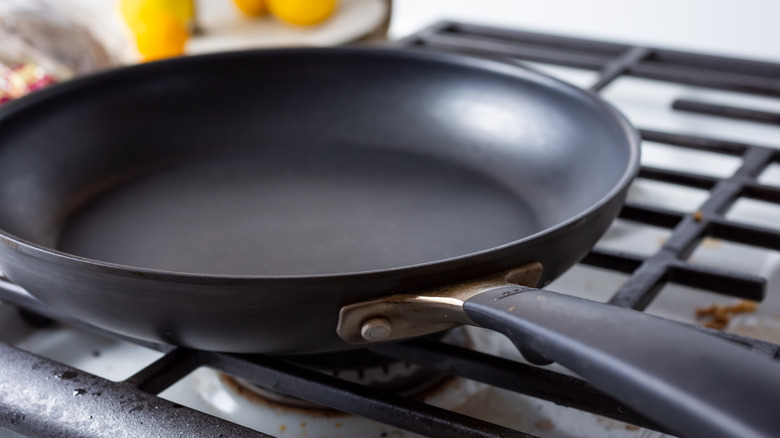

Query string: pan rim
[0,46,641,283]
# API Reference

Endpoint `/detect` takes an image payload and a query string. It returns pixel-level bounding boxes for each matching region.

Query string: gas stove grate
[2,20,780,438]
[404,21,780,359]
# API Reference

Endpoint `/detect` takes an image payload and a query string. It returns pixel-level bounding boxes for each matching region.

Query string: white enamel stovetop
[2,1,780,438]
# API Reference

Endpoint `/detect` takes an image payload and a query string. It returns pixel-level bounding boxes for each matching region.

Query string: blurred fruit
[233,0,268,17]
[119,0,193,61]
[267,0,338,26]
[133,13,189,62]
[120,0,195,30]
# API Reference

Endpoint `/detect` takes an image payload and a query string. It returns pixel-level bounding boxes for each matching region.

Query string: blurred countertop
[389,0,780,63]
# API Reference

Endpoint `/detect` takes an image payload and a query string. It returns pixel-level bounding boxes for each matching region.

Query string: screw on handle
[360,317,392,341]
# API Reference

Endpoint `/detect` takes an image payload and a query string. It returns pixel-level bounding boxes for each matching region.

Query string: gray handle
[463,286,780,438]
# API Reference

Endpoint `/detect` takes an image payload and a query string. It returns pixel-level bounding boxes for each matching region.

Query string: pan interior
[56,144,541,275]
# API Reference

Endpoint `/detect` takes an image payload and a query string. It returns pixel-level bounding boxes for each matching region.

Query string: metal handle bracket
[336,262,543,344]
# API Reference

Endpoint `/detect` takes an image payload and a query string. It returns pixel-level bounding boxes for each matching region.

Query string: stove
[2,21,780,438]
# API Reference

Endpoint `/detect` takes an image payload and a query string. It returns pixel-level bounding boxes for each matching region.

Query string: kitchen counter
[389,0,780,62]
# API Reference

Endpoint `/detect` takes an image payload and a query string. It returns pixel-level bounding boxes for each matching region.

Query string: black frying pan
[0,48,777,438]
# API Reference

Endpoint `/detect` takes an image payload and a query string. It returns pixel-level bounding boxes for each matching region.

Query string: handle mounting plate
[336,262,543,344]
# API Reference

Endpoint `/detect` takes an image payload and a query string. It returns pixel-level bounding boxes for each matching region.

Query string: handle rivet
[360,317,392,341]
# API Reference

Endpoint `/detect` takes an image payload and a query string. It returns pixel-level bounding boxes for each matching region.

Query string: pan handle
[463,286,780,438]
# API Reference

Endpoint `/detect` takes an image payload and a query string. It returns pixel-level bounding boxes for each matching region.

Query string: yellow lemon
[233,0,267,17]
[133,13,189,62]
[120,0,195,31]
[267,0,338,26]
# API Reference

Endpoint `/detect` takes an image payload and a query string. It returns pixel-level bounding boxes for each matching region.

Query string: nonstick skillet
[0,48,777,438]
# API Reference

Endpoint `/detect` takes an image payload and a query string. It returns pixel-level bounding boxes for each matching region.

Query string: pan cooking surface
[56,144,542,275]
[0,48,638,352]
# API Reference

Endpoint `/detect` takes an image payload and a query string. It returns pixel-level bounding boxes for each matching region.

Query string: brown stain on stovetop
[696,300,758,330]
[593,414,642,432]
[219,370,460,418]
[534,419,554,431]
[219,373,350,418]
[218,330,472,421]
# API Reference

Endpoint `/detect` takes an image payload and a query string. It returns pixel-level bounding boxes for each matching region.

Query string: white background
[390,0,780,62]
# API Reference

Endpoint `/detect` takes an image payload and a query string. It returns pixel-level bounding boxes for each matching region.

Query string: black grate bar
[204,352,533,438]
[667,262,765,301]
[649,49,780,79]
[396,21,453,46]
[590,46,653,92]
[580,248,644,273]
[658,217,710,261]
[608,259,670,309]
[638,166,720,190]
[371,338,670,433]
[609,142,775,309]
[639,129,750,156]
[618,203,684,229]
[709,218,780,252]
[446,22,630,56]
[743,182,780,204]
[409,22,780,97]
[126,348,200,395]
[439,21,780,84]
[673,99,780,126]
[417,32,609,70]
[728,146,777,182]
[627,63,780,98]
[691,325,780,360]
[0,343,266,438]
[446,21,780,80]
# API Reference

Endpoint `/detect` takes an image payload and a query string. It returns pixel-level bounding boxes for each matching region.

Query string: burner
[184,327,496,437]
[223,328,472,410]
